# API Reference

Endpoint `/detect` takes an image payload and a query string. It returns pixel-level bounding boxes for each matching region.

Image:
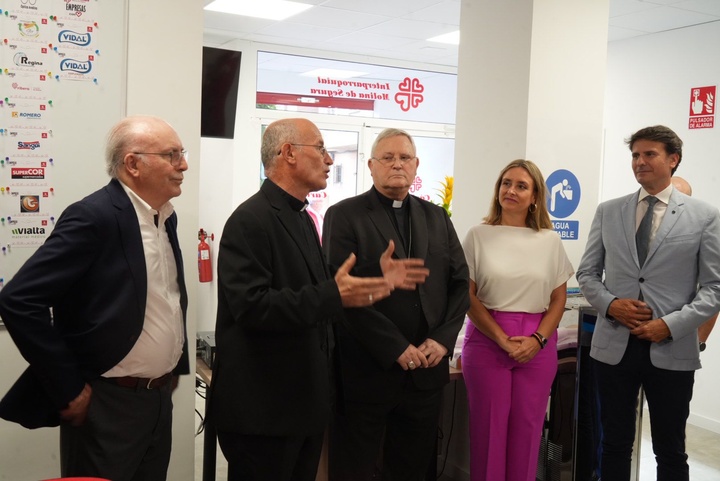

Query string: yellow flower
[435,175,454,217]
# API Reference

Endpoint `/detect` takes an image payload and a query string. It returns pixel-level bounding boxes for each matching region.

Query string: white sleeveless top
[463,224,574,313]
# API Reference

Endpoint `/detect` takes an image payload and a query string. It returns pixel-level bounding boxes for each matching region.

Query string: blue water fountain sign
[545,169,580,240]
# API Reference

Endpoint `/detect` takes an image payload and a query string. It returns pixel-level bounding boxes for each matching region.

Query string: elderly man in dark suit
[577,125,720,481]
[0,115,190,481]
[322,128,470,481]
[208,118,423,481]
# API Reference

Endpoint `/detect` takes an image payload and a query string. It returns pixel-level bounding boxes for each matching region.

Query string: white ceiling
[203,0,720,68]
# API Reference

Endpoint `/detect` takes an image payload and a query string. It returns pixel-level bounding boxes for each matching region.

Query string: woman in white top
[462,159,574,481]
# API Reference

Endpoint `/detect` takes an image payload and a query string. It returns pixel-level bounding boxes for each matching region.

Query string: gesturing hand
[380,240,430,290]
[335,253,394,307]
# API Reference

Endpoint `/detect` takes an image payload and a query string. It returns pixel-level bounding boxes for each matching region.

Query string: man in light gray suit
[577,125,720,481]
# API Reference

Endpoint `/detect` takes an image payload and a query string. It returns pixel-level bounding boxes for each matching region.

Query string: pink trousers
[462,311,557,481]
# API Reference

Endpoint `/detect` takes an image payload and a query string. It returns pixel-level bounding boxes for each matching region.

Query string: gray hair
[261,120,300,173]
[105,118,138,177]
[105,116,171,178]
[371,128,416,158]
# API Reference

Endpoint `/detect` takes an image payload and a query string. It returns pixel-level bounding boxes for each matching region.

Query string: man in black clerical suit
[209,118,426,481]
[323,128,470,480]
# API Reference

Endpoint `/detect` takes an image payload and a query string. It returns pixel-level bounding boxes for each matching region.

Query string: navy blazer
[322,188,469,403]
[0,178,189,428]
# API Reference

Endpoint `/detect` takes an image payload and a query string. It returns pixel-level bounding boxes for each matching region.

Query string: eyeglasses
[291,144,328,156]
[371,155,416,166]
[133,149,188,166]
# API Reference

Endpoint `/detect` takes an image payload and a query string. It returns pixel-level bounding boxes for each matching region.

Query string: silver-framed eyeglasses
[291,143,328,156]
[133,149,188,166]
[372,154,416,166]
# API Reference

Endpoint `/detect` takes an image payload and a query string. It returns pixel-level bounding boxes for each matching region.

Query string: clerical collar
[373,187,407,209]
[264,178,308,212]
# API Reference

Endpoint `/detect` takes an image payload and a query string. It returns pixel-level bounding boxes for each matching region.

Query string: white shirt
[102,182,184,379]
[637,184,673,244]
[463,224,574,313]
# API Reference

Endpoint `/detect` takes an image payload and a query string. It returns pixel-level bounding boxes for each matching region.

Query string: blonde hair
[484,159,552,231]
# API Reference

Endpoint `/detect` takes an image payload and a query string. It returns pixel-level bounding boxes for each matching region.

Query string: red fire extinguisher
[198,228,213,283]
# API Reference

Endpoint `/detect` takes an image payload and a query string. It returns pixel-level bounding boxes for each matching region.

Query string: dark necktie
[636,196,658,267]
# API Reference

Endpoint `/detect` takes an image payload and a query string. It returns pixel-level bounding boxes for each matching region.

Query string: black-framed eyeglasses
[371,155,416,166]
[133,149,188,166]
[290,143,328,156]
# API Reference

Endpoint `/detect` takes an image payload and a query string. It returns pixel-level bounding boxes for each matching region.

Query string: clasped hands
[396,339,448,370]
[608,298,671,342]
[335,240,430,307]
[502,336,541,364]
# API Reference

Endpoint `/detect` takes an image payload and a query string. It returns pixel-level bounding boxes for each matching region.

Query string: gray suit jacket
[577,188,720,371]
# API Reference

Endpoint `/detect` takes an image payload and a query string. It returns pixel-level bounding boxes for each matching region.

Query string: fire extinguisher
[198,228,213,283]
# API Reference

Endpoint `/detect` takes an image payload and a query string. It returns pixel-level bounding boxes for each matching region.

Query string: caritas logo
[12,167,45,179]
[395,77,424,112]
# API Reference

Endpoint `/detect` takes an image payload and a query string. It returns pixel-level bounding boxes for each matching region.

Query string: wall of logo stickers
[0,0,126,294]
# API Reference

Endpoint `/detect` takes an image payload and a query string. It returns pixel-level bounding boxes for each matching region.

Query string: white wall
[0,1,202,480]
[603,21,720,434]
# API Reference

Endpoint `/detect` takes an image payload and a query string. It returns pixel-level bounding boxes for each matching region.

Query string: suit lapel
[645,190,684,266]
[408,196,428,260]
[622,192,641,268]
[107,179,147,312]
[165,212,188,315]
[264,181,326,282]
[365,191,407,258]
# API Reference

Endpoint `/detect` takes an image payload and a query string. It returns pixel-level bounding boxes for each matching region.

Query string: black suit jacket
[208,179,343,436]
[322,188,469,403]
[0,178,189,428]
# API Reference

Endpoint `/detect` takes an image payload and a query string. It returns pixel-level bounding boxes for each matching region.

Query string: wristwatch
[699,341,707,352]
[532,331,548,349]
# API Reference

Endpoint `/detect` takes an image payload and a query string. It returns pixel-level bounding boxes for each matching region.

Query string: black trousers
[60,377,174,481]
[576,348,601,481]
[594,335,694,481]
[217,430,324,481]
[329,383,442,481]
